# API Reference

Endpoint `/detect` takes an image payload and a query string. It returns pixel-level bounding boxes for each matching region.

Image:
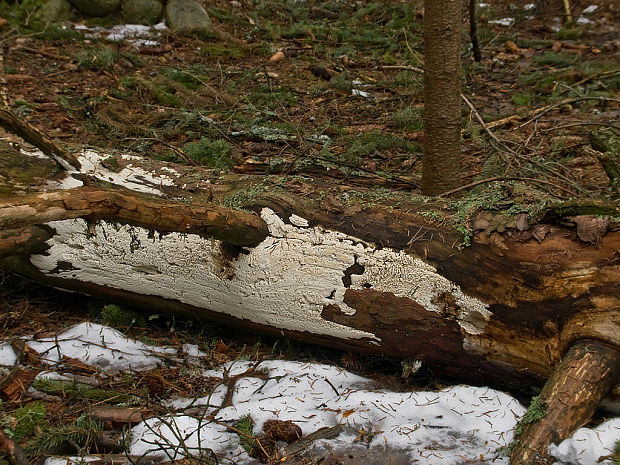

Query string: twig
[176,70,237,106]
[562,0,573,23]
[485,96,620,132]
[0,50,80,170]
[437,176,576,198]
[17,45,71,61]
[207,417,272,461]
[376,65,423,73]
[460,93,509,152]
[571,68,620,88]
[514,97,620,130]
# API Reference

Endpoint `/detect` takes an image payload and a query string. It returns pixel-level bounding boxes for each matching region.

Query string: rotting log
[510,340,620,464]
[0,148,619,408]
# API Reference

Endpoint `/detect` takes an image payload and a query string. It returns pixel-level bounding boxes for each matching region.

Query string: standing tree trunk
[422,0,462,195]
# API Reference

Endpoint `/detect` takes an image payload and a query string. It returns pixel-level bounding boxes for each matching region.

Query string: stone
[36,0,72,22]
[122,0,164,25]
[165,0,211,31]
[69,0,121,17]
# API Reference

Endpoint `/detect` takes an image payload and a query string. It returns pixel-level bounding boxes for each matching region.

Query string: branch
[0,186,269,248]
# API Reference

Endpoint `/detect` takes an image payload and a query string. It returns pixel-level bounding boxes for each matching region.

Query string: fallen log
[0,144,618,409]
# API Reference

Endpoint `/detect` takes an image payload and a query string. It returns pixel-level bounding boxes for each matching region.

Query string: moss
[247,86,298,108]
[533,52,577,68]
[390,106,423,130]
[76,46,118,71]
[6,402,49,441]
[556,26,583,40]
[99,304,146,328]
[197,43,249,59]
[339,130,420,162]
[614,440,620,465]
[33,378,133,403]
[501,396,547,456]
[235,415,256,454]
[183,138,233,170]
[512,91,536,107]
[221,180,270,210]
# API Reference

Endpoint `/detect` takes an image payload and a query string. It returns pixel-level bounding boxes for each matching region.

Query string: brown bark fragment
[510,341,620,465]
[90,406,148,424]
[0,367,41,401]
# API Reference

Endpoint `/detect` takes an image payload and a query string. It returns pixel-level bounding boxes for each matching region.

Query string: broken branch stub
[510,340,620,465]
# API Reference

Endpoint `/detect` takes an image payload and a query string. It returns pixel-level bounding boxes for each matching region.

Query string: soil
[0,0,619,463]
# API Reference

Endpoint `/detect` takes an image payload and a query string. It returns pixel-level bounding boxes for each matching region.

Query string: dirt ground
[0,0,619,463]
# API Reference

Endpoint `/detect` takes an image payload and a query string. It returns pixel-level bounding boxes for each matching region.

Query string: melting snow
[2,324,616,465]
[0,343,17,365]
[489,18,515,27]
[25,322,176,373]
[74,22,166,47]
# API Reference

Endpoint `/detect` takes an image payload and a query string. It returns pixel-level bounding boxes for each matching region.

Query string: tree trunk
[1,148,618,411]
[421,0,462,195]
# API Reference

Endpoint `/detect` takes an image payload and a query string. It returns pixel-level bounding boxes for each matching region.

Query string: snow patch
[131,360,526,464]
[73,22,166,47]
[0,343,17,366]
[50,150,178,194]
[26,322,176,373]
[489,18,515,27]
[549,418,619,465]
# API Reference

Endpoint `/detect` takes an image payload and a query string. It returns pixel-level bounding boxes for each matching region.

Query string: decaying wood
[0,367,41,401]
[90,406,149,425]
[0,149,618,409]
[510,340,620,465]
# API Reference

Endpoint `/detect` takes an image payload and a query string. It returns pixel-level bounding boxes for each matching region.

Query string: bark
[422,0,462,195]
[510,341,620,464]
[0,150,619,409]
[0,186,269,249]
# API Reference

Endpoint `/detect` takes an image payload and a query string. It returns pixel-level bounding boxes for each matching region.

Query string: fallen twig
[0,51,80,170]
[438,176,576,198]
[514,97,620,130]
[376,65,423,73]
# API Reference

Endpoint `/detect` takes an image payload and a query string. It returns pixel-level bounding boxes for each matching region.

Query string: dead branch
[0,430,29,465]
[0,186,269,248]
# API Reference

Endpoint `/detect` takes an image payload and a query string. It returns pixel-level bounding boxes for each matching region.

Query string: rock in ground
[165,0,211,31]
[36,0,72,22]
[122,0,164,25]
[69,0,121,16]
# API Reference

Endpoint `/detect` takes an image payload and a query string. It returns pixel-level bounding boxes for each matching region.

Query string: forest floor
[0,0,619,463]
